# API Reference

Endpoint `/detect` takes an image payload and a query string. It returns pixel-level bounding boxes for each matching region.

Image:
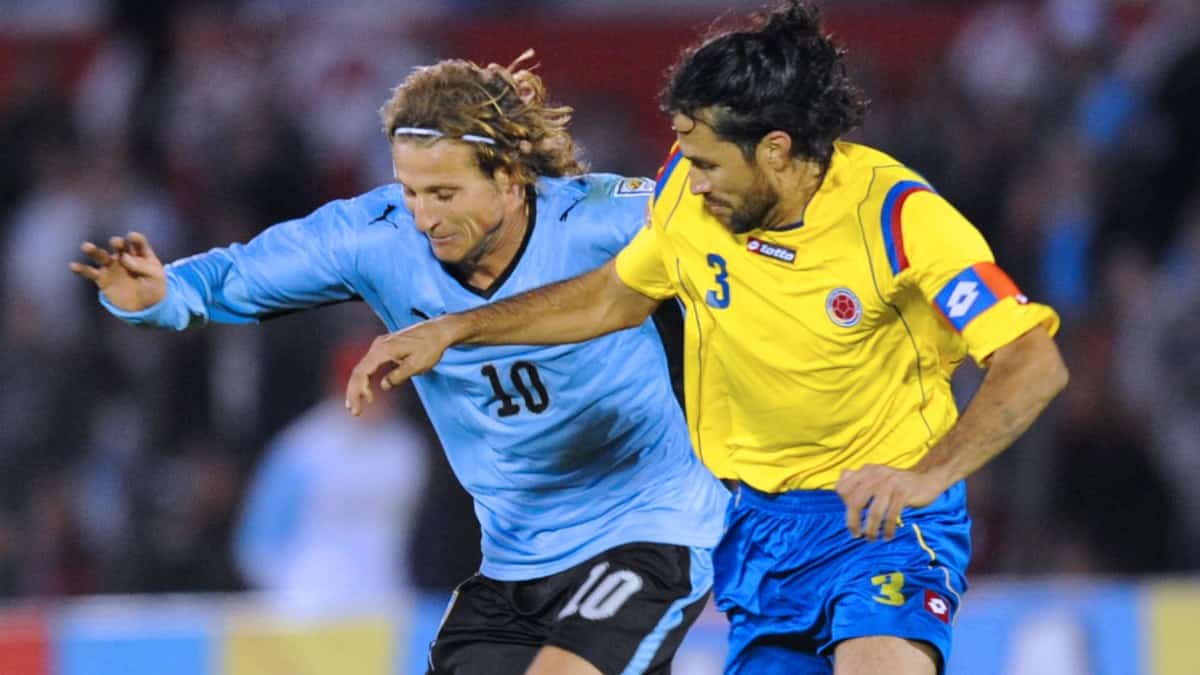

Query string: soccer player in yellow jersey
[346,3,1068,674]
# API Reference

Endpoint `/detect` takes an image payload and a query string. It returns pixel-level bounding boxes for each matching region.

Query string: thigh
[427,575,542,675]
[547,543,712,675]
[526,645,604,675]
[833,636,938,675]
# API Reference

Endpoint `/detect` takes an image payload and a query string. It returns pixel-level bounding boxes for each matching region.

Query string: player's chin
[428,240,465,263]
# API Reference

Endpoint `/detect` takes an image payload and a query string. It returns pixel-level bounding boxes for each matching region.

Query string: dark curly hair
[661,1,868,168]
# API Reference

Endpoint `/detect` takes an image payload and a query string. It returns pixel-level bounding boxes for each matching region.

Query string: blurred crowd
[0,0,1197,602]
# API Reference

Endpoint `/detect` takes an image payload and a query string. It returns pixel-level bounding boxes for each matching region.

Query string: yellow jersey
[615,141,1059,492]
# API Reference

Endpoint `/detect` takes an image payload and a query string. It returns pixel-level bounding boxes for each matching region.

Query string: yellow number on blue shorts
[870,572,906,606]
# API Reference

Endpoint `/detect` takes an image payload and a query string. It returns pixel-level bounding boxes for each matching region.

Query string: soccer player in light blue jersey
[70,54,728,675]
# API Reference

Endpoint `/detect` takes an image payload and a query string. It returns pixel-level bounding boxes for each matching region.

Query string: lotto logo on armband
[934,262,1023,332]
[746,237,796,264]
[924,589,951,624]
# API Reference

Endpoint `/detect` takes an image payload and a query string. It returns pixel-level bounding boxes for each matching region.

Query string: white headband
[392,126,496,146]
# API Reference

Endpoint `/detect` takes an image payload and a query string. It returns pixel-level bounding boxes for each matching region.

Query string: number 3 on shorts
[558,562,644,620]
[870,571,906,606]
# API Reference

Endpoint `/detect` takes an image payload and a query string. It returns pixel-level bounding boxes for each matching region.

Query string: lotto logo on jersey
[746,237,797,264]
[826,287,862,327]
[924,589,951,623]
[934,262,1023,332]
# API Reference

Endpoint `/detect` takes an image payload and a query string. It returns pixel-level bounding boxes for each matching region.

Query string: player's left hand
[835,465,945,541]
[345,318,456,416]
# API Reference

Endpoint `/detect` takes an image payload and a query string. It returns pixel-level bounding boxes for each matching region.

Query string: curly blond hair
[380,51,586,187]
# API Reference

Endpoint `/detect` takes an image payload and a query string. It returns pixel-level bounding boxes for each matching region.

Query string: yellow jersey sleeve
[614,146,685,300]
[614,217,676,300]
[897,189,1060,364]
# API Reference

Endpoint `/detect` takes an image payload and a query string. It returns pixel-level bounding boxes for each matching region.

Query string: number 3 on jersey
[706,253,731,309]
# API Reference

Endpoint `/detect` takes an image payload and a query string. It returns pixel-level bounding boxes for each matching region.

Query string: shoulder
[819,143,936,235]
[536,173,653,239]
[536,173,653,214]
[331,184,426,248]
[342,184,410,228]
[593,173,656,201]
[834,142,932,201]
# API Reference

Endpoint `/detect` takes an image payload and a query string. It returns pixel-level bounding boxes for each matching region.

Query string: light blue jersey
[102,174,729,580]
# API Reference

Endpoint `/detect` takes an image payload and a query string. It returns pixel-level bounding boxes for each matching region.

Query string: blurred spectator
[133,433,244,593]
[3,134,93,352]
[233,340,430,614]
[20,475,97,596]
[1114,201,1200,567]
[1096,0,1200,262]
[0,43,75,221]
[1050,315,1172,573]
[273,7,432,195]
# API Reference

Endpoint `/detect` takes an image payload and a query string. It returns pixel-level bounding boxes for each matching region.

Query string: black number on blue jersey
[510,361,550,413]
[481,364,521,417]
[481,362,551,416]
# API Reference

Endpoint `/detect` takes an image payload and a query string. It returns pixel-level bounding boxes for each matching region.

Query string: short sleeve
[614,217,676,300]
[899,189,1060,364]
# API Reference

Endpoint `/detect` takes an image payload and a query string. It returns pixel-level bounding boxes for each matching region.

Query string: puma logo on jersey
[747,237,796,264]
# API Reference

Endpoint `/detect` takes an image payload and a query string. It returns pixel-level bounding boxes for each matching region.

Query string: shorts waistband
[734,482,846,514]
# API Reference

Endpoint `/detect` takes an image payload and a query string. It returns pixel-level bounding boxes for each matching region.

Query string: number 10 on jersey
[481,361,551,417]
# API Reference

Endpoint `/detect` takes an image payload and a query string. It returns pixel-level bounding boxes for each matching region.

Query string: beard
[718,172,779,234]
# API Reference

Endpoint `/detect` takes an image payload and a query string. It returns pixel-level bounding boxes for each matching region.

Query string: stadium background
[1,0,1198,672]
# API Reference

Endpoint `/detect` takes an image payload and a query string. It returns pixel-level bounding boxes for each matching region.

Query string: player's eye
[435,191,455,203]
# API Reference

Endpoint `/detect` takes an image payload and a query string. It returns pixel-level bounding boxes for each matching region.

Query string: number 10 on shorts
[558,562,644,621]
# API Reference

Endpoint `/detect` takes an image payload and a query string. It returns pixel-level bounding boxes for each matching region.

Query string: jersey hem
[478,527,723,582]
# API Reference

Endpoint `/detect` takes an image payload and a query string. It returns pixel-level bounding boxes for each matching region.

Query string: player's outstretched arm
[451,258,660,346]
[68,231,166,312]
[345,259,659,415]
[837,325,1068,541]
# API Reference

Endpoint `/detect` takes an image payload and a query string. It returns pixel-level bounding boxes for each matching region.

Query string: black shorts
[426,542,711,675]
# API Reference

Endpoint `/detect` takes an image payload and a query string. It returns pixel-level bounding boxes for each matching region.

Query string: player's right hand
[68,231,166,312]
[345,318,457,416]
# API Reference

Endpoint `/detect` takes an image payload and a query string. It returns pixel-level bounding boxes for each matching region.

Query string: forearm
[916,327,1068,487]
[444,260,659,346]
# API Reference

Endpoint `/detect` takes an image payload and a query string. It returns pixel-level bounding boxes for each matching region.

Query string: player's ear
[756,131,792,171]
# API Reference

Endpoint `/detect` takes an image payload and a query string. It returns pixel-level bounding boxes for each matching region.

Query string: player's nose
[688,168,711,195]
[415,216,439,234]
[411,202,440,234]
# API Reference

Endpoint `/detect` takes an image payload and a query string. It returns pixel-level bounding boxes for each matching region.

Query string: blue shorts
[714,481,971,675]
